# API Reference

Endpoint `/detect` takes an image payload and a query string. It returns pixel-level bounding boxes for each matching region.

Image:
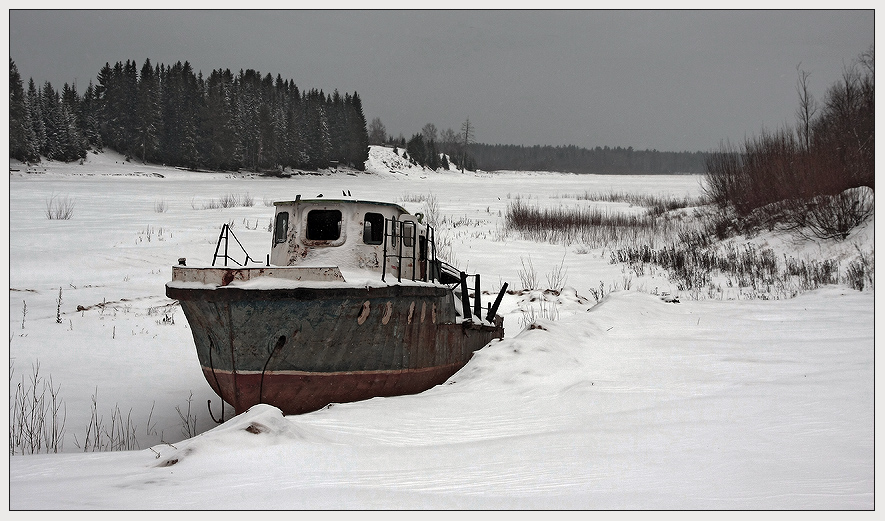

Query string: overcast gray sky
[8,9,875,152]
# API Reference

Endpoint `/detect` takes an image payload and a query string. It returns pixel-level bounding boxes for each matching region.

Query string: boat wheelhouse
[166,196,506,416]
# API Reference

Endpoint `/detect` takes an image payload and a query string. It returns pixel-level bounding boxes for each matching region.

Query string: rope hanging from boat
[259,335,288,405]
[207,336,226,424]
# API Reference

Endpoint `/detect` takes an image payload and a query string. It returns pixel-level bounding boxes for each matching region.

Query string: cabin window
[274,212,289,243]
[363,212,384,245]
[402,221,415,247]
[306,209,342,241]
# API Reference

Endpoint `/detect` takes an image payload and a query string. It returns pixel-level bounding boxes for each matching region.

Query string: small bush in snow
[610,241,845,300]
[798,187,874,241]
[424,194,441,228]
[9,361,66,455]
[193,193,256,210]
[75,390,139,452]
[843,248,874,291]
[546,254,568,292]
[505,198,675,248]
[573,190,708,217]
[218,193,240,208]
[518,257,539,290]
[45,194,75,220]
[519,299,559,330]
[176,392,198,439]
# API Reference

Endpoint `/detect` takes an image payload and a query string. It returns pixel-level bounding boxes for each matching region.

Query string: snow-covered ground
[7,147,874,509]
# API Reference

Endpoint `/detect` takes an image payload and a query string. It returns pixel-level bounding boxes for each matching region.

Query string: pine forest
[9,58,370,172]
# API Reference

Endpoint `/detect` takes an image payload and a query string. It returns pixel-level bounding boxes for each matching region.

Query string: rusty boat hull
[166,282,504,415]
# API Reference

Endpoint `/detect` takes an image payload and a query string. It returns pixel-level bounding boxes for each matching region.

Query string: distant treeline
[466,143,708,174]
[9,58,369,171]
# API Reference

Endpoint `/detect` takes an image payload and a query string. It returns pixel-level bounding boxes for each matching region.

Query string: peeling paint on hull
[166,283,504,415]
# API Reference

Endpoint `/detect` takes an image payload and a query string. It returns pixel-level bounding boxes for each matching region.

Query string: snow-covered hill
[363,144,465,177]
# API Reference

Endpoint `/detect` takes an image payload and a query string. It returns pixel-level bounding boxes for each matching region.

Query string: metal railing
[212,223,262,267]
[380,218,508,323]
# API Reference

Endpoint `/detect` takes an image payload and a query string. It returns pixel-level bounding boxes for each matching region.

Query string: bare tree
[439,127,458,157]
[421,123,438,144]
[368,117,387,145]
[459,118,475,173]
[795,65,817,152]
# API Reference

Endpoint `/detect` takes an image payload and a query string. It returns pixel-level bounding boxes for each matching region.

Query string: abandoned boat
[166,196,507,415]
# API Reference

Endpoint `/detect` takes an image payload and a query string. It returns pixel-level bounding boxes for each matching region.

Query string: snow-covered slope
[8,288,873,509]
[363,145,464,177]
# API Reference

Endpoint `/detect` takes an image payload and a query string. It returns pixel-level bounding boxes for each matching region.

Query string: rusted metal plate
[166,282,504,414]
[202,361,470,415]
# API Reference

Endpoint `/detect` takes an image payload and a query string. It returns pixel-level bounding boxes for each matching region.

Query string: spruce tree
[121,60,139,158]
[136,58,161,163]
[60,82,87,160]
[406,133,426,168]
[346,92,369,169]
[236,69,262,170]
[39,82,62,160]
[328,89,346,164]
[257,72,278,168]
[427,139,440,170]
[80,81,103,151]
[9,59,38,162]
[26,79,46,157]
[202,68,241,170]
[311,101,332,168]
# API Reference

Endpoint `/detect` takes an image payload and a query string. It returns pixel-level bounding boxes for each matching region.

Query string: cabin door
[384,218,419,281]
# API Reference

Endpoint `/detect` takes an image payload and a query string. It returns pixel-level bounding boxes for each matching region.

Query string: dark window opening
[307,209,342,241]
[419,235,427,260]
[274,212,289,243]
[363,212,384,245]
